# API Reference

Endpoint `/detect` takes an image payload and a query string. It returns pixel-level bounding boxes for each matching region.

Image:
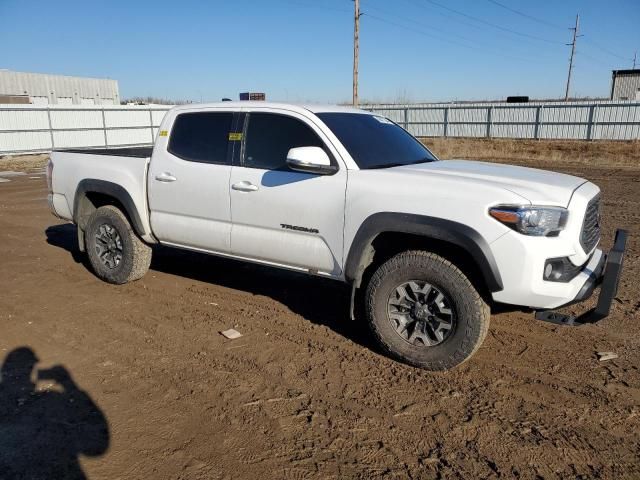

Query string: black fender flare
[73,179,147,238]
[345,212,504,292]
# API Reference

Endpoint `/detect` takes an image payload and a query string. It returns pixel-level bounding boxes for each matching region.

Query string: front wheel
[85,205,152,284]
[365,250,490,371]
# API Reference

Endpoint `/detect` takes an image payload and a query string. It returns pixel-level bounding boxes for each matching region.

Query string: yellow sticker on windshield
[229,132,243,141]
[159,130,168,137]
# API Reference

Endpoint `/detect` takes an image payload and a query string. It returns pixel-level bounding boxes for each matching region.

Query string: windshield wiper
[366,158,434,169]
[366,162,407,169]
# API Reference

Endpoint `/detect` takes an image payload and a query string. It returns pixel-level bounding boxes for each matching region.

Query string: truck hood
[396,159,587,206]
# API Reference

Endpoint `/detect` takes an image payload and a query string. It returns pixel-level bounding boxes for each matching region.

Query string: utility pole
[564,14,580,101]
[633,51,637,69]
[353,0,360,106]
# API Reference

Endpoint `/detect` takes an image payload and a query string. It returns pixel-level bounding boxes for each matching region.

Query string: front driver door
[229,110,347,276]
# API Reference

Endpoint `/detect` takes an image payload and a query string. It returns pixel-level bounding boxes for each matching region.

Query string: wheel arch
[345,213,504,294]
[73,180,147,250]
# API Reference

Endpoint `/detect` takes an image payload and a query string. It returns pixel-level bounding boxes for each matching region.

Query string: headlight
[489,205,568,236]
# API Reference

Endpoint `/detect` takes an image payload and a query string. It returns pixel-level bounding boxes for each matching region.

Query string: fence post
[533,105,541,140]
[101,108,108,148]
[443,107,449,138]
[586,104,596,140]
[149,108,155,142]
[403,108,409,131]
[486,106,492,138]
[46,106,55,150]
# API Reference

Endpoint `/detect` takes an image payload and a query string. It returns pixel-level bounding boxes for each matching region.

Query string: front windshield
[316,112,438,169]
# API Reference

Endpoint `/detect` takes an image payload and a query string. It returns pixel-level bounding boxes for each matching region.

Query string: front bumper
[534,229,628,326]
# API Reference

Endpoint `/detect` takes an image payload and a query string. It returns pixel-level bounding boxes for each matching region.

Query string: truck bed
[49,148,153,238]
[54,146,153,158]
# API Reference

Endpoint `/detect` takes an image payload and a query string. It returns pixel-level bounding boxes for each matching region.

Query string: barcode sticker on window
[229,132,243,141]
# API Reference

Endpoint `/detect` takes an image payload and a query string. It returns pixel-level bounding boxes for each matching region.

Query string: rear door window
[168,112,233,164]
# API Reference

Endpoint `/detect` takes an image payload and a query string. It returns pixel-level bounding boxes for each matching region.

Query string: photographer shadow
[0,347,109,480]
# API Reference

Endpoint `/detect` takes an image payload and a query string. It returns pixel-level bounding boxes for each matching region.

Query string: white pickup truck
[47,102,627,370]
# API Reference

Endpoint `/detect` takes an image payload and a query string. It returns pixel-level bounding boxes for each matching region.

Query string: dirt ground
[1,144,639,479]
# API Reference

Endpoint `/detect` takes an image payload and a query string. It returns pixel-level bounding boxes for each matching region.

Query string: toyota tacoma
[47,102,627,370]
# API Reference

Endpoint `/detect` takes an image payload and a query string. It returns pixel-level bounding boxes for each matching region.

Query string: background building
[0,70,120,105]
[610,69,640,101]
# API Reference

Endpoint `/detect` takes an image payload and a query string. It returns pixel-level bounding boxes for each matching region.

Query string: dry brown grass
[421,138,640,169]
[1,139,639,173]
[0,153,49,173]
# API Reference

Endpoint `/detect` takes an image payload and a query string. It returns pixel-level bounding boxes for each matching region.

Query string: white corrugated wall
[1,101,639,155]
[0,105,170,154]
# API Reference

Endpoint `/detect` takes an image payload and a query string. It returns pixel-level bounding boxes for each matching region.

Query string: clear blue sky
[2,0,638,103]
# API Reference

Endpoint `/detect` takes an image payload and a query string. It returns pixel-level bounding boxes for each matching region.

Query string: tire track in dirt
[1,160,639,478]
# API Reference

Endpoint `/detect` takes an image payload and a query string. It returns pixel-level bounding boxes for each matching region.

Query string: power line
[487,0,633,64]
[286,0,553,62]
[403,0,632,65]
[485,0,564,30]
[362,2,509,51]
[362,3,486,47]
[578,51,617,69]
[364,13,475,49]
[583,38,633,63]
[278,0,350,14]
[363,12,547,64]
[421,0,565,45]
[364,0,568,62]
[401,0,504,36]
[364,2,565,63]
[286,0,619,76]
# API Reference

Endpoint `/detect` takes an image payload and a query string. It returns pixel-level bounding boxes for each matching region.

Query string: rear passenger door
[148,109,236,253]
[229,110,347,276]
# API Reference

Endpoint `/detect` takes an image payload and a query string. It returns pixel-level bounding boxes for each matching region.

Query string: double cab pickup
[48,102,627,370]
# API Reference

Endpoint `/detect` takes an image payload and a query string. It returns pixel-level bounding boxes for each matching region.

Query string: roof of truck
[171,101,371,115]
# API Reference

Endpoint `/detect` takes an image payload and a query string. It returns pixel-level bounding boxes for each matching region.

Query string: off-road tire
[85,205,152,284]
[365,250,490,371]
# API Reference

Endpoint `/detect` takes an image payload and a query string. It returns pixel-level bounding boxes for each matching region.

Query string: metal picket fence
[363,101,640,141]
[1,100,639,155]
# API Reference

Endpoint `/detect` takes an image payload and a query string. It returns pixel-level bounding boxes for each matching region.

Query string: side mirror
[286,147,338,175]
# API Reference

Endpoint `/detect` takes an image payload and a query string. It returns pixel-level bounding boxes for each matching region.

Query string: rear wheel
[85,205,151,284]
[365,250,490,371]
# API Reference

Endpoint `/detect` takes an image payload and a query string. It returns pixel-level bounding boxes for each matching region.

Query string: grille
[580,194,601,253]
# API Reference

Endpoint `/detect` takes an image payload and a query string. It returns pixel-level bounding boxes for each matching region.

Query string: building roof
[0,69,116,82]
[612,69,640,76]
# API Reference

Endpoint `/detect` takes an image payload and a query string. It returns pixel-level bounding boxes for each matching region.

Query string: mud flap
[77,225,85,252]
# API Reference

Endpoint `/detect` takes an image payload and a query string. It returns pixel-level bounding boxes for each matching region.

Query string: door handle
[155,172,177,183]
[232,181,258,192]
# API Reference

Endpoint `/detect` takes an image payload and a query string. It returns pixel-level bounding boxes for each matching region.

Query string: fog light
[543,257,583,283]
[544,263,553,279]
